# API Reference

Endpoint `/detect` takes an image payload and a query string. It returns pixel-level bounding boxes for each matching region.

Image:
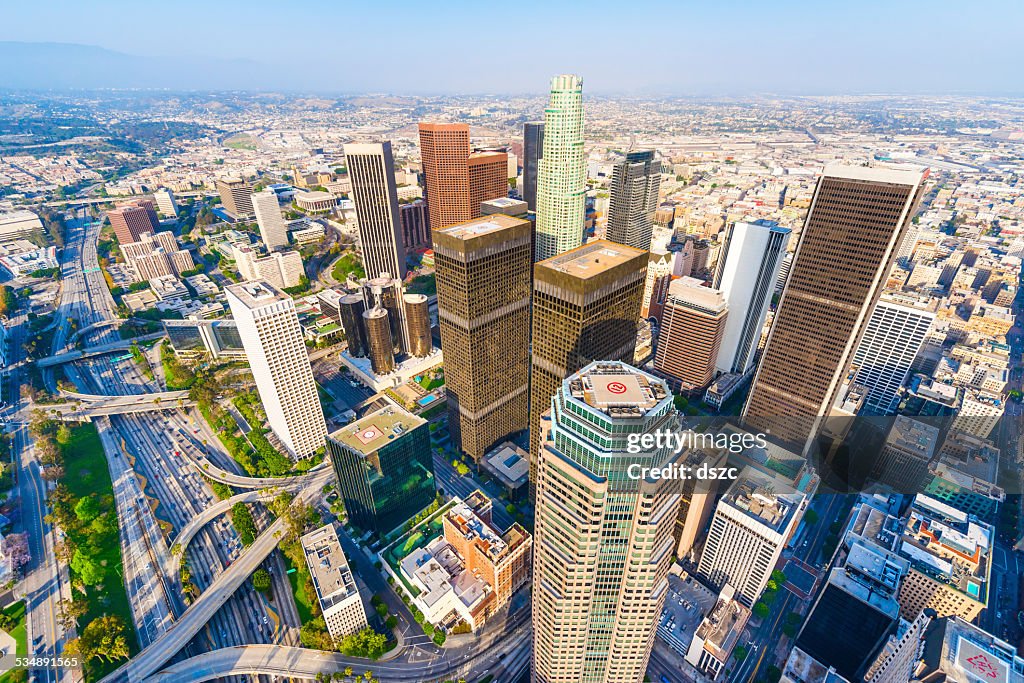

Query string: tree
[71,548,104,585]
[803,508,819,525]
[1,533,30,572]
[752,601,770,619]
[74,495,101,523]
[58,598,89,629]
[252,568,272,593]
[79,615,131,662]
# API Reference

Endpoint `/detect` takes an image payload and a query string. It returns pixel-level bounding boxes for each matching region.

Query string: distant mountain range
[0,41,303,92]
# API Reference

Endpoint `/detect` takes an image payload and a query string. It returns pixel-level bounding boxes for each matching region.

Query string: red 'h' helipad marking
[607,381,628,394]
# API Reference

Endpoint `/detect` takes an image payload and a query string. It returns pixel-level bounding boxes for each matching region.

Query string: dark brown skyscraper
[363,307,395,375]
[418,123,507,230]
[743,165,927,453]
[434,215,533,462]
[529,239,648,482]
[403,293,431,358]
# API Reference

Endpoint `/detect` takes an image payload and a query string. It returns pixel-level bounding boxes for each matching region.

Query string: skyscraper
[362,275,405,355]
[852,293,936,415]
[534,74,586,262]
[251,189,289,250]
[418,123,508,229]
[107,200,158,245]
[606,150,661,251]
[403,293,431,358]
[226,281,327,459]
[337,294,368,358]
[653,277,729,394]
[532,361,678,683]
[153,188,178,218]
[326,405,435,534]
[529,240,648,480]
[344,142,407,280]
[743,165,928,452]
[362,307,395,375]
[216,177,254,218]
[399,199,430,251]
[712,219,791,375]
[522,122,544,212]
[433,215,532,462]
[697,468,806,606]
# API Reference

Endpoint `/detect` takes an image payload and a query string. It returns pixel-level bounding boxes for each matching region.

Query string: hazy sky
[3,0,1023,95]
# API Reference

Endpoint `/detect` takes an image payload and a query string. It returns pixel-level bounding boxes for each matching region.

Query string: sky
[2,0,1023,95]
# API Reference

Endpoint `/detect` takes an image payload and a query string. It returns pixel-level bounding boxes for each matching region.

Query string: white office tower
[697,468,806,606]
[343,142,407,279]
[153,188,179,218]
[534,74,586,262]
[301,524,368,640]
[852,293,936,415]
[251,189,289,250]
[712,220,791,375]
[226,281,326,460]
[533,361,679,683]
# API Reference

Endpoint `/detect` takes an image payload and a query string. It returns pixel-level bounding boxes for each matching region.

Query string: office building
[434,215,532,461]
[653,277,728,394]
[852,294,936,415]
[795,538,909,680]
[528,240,647,479]
[326,405,434,534]
[712,219,791,375]
[363,307,396,375]
[0,210,44,240]
[216,177,254,218]
[523,122,544,212]
[532,362,679,683]
[418,123,508,229]
[300,524,368,641]
[674,446,728,560]
[399,199,430,251]
[684,585,752,680]
[232,245,304,290]
[362,275,406,355]
[226,281,326,459]
[896,494,991,622]
[317,288,343,325]
[108,200,158,244]
[862,609,934,683]
[697,468,806,606]
[403,293,431,358]
[480,197,528,218]
[121,230,194,282]
[534,74,586,261]
[743,165,928,453]
[606,150,661,251]
[885,615,1024,683]
[344,142,407,279]
[869,417,940,493]
[153,188,179,217]
[252,189,289,250]
[338,294,368,358]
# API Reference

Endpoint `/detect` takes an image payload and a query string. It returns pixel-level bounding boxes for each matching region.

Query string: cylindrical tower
[339,293,368,358]
[362,307,395,375]
[403,293,431,358]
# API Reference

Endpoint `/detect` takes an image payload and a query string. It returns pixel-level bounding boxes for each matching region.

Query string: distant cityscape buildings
[251,188,289,250]
[216,176,254,219]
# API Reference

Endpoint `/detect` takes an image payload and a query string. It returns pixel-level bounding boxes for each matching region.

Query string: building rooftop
[831,540,907,617]
[300,525,359,610]
[782,646,852,683]
[537,239,645,280]
[436,214,525,240]
[822,163,925,187]
[886,416,940,459]
[481,442,530,489]
[329,405,425,456]
[667,276,728,314]
[693,584,751,659]
[566,361,669,419]
[722,468,805,534]
[225,280,288,308]
[900,494,991,604]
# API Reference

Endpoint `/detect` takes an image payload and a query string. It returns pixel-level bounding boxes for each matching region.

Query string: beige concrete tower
[532,361,680,683]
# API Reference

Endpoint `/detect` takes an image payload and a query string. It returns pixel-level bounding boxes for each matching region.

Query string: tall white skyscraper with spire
[534,74,586,262]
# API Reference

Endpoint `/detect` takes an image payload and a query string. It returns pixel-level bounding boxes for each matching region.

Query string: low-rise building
[150,274,190,302]
[295,190,338,213]
[479,442,529,500]
[684,584,751,680]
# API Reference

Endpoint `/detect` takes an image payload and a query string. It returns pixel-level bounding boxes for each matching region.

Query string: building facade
[606,150,661,251]
[216,177,254,218]
[653,277,729,394]
[108,200,159,244]
[534,74,586,262]
[528,240,647,482]
[225,281,326,459]
[344,142,407,280]
[252,189,289,250]
[522,122,544,212]
[712,219,791,375]
[743,165,927,452]
[532,362,679,683]
[433,215,532,462]
[300,524,368,641]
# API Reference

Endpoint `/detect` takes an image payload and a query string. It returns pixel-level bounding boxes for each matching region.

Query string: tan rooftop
[537,240,646,280]
[436,214,526,240]
[329,406,424,455]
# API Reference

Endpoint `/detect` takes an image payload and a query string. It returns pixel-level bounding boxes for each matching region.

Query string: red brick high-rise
[418,123,508,230]
[107,199,159,245]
